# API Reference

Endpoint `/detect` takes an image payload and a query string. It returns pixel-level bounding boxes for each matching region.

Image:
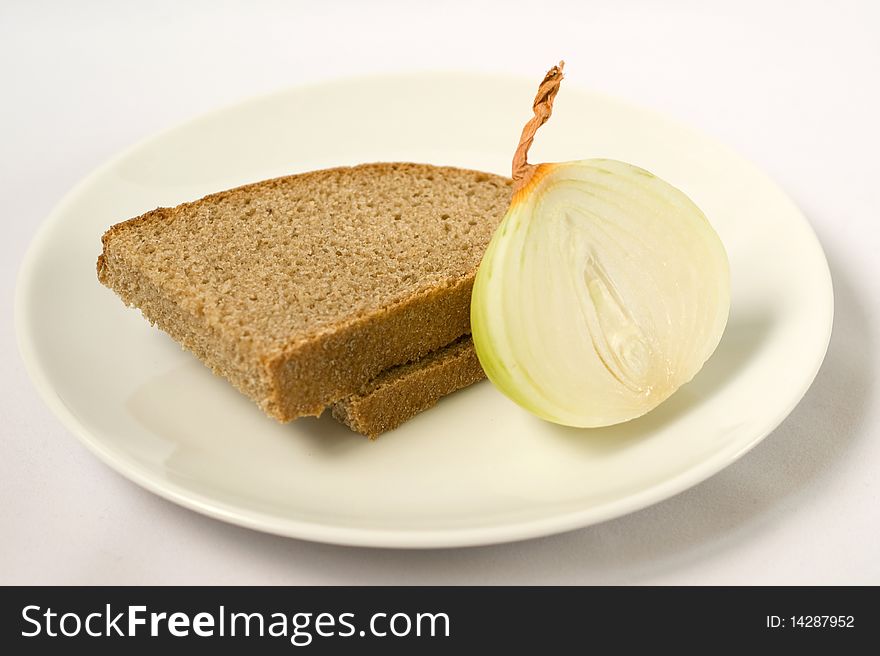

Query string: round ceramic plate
[16,73,833,548]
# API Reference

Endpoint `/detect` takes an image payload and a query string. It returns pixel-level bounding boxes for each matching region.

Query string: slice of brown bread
[332,335,484,438]
[98,162,511,420]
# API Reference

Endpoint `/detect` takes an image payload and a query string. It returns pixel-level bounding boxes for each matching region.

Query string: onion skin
[471,159,730,427]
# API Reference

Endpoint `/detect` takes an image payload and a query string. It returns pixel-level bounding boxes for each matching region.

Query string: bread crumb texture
[98,163,510,420]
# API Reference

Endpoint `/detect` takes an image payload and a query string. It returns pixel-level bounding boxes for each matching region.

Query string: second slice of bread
[332,335,484,438]
[98,163,511,420]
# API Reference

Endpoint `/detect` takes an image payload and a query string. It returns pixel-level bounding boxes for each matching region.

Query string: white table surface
[2,0,878,585]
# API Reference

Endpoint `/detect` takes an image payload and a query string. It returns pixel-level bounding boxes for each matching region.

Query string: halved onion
[471,63,730,427]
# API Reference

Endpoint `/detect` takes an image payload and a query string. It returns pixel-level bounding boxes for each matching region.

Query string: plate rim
[14,71,835,548]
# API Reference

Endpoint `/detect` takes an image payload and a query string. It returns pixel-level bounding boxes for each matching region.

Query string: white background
[2,0,878,584]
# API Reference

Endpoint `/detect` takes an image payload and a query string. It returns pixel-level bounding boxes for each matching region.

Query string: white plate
[15,73,833,548]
